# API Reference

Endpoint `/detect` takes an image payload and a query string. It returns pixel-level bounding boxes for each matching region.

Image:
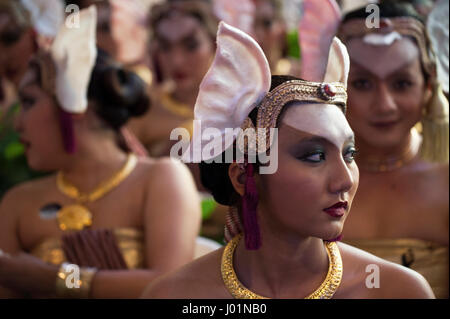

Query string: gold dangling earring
[224,205,243,243]
[420,81,449,163]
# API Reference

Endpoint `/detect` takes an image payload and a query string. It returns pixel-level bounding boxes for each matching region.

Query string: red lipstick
[370,120,399,129]
[323,201,348,218]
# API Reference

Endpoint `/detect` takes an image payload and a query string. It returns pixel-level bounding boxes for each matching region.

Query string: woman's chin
[26,156,53,172]
[322,225,344,242]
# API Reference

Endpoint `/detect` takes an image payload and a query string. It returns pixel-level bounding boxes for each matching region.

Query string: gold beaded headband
[338,17,435,76]
[240,80,347,154]
[188,22,350,162]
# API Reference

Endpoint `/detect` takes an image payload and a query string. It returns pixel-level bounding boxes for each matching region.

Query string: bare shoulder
[338,243,435,299]
[416,161,448,188]
[141,248,230,299]
[435,163,449,188]
[140,156,190,178]
[0,175,55,210]
[144,157,196,191]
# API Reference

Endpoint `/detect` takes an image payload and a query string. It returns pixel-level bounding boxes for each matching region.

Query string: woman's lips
[323,202,348,218]
[370,120,399,129]
[173,71,188,82]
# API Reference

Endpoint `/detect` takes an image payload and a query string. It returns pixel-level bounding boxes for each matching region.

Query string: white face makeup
[347,37,420,79]
[281,103,354,151]
[156,13,201,44]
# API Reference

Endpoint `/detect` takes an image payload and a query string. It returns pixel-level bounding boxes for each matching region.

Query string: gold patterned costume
[30,228,222,270]
[345,238,449,299]
[30,228,145,270]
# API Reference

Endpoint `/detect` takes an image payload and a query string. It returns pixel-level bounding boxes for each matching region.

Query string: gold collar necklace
[358,131,420,173]
[221,234,343,299]
[56,153,138,231]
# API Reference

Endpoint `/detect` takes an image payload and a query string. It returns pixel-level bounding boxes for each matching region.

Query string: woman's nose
[170,47,187,68]
[374,83,397,114]
[328,158,355,196]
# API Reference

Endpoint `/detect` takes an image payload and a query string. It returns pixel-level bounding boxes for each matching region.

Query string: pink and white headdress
[194,1,350,250]
[25,6,97,153]
[185,19,349,163]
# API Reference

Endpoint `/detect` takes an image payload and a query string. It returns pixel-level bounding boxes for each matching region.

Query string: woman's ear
[228,162,246,196]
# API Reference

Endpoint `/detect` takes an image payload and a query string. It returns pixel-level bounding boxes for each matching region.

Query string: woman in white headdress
[0,0,63,92]
[0,6,201,298]
[0,0,65,198]
[141,20,434,299]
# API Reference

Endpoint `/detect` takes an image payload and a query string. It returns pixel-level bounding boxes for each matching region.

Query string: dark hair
[199,75,299,206]
[64,0,95,8]
[88,49,150,130]
[0,0,31,46]
[343,0,424,24]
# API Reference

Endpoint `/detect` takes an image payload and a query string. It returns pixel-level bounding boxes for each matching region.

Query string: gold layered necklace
[358,130,420,173]
[56,153,138,231]
[359,144,417,172]
[221,234,343,299]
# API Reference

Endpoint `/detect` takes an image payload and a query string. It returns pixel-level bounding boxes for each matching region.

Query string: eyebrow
[282,123,355,146]
[350,59,418,79]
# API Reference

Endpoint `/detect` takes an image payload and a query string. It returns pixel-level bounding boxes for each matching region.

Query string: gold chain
[221,234,343,299]
[57,153,138,203]
[358,129,420,173]
[55,153,138,231]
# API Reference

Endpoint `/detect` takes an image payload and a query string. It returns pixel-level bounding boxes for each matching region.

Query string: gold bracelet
[55,263,97,298]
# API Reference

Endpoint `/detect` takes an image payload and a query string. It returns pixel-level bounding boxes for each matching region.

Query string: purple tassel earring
[58,109,76,154]
[242,163,261,250]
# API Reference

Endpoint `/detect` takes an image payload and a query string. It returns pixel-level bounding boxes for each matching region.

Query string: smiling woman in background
[127,0,218,157]
[332,1,449,299]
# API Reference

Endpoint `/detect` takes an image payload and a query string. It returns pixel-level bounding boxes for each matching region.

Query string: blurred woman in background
[336,1,448,298]
[128,0,217,157]
[0,7,201,298]
[0,0,64,197]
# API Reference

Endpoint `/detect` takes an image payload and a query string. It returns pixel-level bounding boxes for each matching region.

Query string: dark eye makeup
[19,92,36,110]
[351,78,373,91]
[182,36,200,51]
[293,141,358,165]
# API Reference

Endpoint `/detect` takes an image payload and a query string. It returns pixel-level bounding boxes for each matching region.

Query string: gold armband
[55,262,97,298]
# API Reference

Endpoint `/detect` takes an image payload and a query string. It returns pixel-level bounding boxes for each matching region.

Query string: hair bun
[88,50,150,130]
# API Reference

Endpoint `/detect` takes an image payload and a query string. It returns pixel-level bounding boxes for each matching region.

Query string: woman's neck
[233,230,329,298]
[59,135,129,193]
[171,87,198,108]
[356,129,421,173]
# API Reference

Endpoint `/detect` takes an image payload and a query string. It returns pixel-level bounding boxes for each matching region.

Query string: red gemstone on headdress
[323,84,336,97]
